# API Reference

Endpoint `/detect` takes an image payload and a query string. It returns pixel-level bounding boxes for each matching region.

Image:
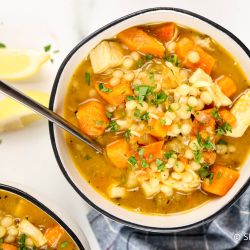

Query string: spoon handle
[0,80,103,154]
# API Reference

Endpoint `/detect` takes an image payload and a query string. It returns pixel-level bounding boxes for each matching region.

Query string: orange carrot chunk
[202,165,239,196]
[1,244,17,250]
[106,139,130,168]
[143,141,164,162]
[117,27,165,57]
[44,225,64,248]
[95,81,132,106]
[76,100,109,137]
[216,76,237,97]
[148,118,170,138]
[152,23,176,42]
[176,37,215,74]
[219,109,237,127]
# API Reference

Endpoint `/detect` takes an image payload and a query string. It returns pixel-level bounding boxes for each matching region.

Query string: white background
[0,0,250,249]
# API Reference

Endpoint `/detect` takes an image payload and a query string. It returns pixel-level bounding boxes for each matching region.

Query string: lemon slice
[0,91,49,132]
[0,49,50,80]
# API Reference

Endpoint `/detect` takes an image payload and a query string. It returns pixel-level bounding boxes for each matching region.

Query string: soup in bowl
[0,183,88,249]
[49,8,250,231]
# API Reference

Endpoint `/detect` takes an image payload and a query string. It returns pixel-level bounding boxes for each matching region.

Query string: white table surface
[0,0,250,249]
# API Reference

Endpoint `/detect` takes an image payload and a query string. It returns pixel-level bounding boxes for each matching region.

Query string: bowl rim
[0,183,85,249]
[49,7,250,232]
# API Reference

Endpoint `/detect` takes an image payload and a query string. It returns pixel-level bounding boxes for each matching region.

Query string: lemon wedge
[0,91,49,132]
[0,49,50,80]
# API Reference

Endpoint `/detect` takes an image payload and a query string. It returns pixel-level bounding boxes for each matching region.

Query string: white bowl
[0,181,90,249]
[49,8,250,232]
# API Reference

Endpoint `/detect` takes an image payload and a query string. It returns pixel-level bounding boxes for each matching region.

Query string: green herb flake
[209,173,214,184]
[217,171,223,180]
[187,105,193,112]
[0,42,6,48]
[98,82,112,93]
[145,54,153,61]
[216,122,232,135]
[141,159,149,168]
[60,241,69,249]
[211,108,221,121]
[19,234,26,249]
[50,58,54,63]
[108,120,120,132]
[85,72,91,85]
[140,112,150,121]
[105,111,112,119]
[134,109,141,118]
[83,154,92,160]
[167,105,173,112]
[124,129,131,140]
[197,132,202,146]
[193,149,202,163]
[128,156,137,167]
[44,44,51,52]
[203,138,216,151]
[198,164,211,179]
[137,58,143,68]
[164,150,177,159]
[126,96,135,101]
[154,91,168,105]
[135,85,152,102]
[165,54,180,67]
[156,159,165,171]
[217,139,228,145]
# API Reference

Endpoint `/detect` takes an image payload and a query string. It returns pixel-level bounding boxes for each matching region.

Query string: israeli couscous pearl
[185,149,194,159]
[126,100,137,110]
[182,172,193,182]
[195,99,205,111]
[130,51,140,61]
[0,226,6,238]
[178,84,190,96]
[171,103,180,111]
[165,111,176,120]
[163,118,172,126]
[179,96,188,104]
[1,216,13,228]
[200,91,213,105]
[25,237,34,247]
[124,72,134,81]
[161,185,174,196]
[113,70,124,78]
[171,124,181,136]
[137,101,148,112]
[110,77,120,86]
[174,161,185,173]
[187,50,200,63]
[176,106,191,120]
[189,139,199,150]
[216,144,228,154]
[166,158,176,168]
[188,96,199,107]
[88,89,97,97]
[4,235,15,243]
[181,123,192,135]
[7,226,18,237]
[160,170,169,181]
[189,87,200,96]
[190,161,201,171]
[123,57,134,69]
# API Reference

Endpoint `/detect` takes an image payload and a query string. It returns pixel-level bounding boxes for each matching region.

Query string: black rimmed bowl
[0,182,89,249]
[49,8,250,232]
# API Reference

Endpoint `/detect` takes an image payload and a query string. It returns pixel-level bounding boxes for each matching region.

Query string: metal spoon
[0,80,103,154]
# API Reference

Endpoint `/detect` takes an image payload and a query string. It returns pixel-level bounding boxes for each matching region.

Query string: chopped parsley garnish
[197,132,202,146]
[165,54,180,67]
[203,138,216,151]
[160,119,166,125]
[217,139,228,145]
[126,95,135,101]
[128,156,137,167]
[149,72,155,83]
[137,58,143,68]
[164,150,177,159]
[98,83,112,93]
[140,112,150,121]
[193,149,203,163]
[124,129,131,140]
[141,159,149,168]
[156,159,165,171]
[0,42,6,48]
[135,85,153,102]
[187,105,193,112]
[216,122,232,135]
[85,72,91,85]
[19,234,26,250]
[134,109,141,118]
[167,105,173,112]
[107,120,119,132]
[145,54,153,61]
[105,111,112,119]
[198,164,212,179]
[211,108,220,121]
[44,44,51,52]
[60,241,69,249]
[153,91,168,105]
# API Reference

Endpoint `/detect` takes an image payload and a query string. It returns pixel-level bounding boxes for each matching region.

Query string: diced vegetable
[219,109,237,127]
[203,151,216,165]
[117,27,165,57]
[142,141,164,162]
[19,219,47,247]
[176,37,215,74]
[95,81,132,106]
[90,41,124,73]
[202,165,239,196]
[152,23,176,42]
[76,100,109,137]
[229,89,250,137]
[106,139,130,168]
[216,76,237,97]
[44,225,64,248]
[1,244,17,250]
[148,117,170,138]
[108,185,126,198]
[141,179,161,197]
